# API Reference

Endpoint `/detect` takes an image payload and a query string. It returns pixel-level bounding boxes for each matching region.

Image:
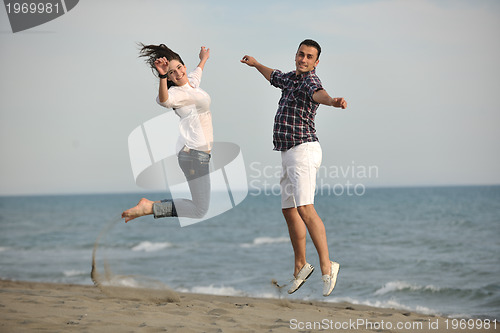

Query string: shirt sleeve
[156,95,171,108]
[188,67,203,88]
[305,74,323,100]
[270,69,285,89]
[156,87,184,109]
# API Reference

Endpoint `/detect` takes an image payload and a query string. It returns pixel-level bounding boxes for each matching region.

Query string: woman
[122,44,213,222]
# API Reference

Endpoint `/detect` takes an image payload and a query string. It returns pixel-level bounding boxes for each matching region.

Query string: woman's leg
[122,149,211,221]
[121,198,155,222]
[173,150,211,218]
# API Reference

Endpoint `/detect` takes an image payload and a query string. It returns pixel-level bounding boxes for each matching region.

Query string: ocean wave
[0,247,9,252]
[374,281,441,296]
[102,276,140,288]
[131,241,172,252]
[253,291,282,299]
[63,270,87,277]
[240,236,289,248]
[332,296,440,316]
[178,284,247,297]
[100,275,171,290]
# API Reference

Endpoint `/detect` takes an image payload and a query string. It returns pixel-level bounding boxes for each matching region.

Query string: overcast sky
[1,0,499,195]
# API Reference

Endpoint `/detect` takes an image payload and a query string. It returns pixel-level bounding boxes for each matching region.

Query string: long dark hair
[138,43,184,88]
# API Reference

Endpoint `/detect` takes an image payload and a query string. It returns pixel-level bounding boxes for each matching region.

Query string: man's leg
[297,204,331,275]
[282,207,307,277]
[281,142,338,295]
[299,203,339,297]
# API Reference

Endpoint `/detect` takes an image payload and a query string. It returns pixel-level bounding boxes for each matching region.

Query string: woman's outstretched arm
[197,46,210,70]
[155,57,169,103]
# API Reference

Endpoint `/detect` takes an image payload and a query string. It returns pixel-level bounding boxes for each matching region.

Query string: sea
[0,185,499,320]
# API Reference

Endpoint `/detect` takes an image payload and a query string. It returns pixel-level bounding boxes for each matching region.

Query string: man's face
[295,45,319,74]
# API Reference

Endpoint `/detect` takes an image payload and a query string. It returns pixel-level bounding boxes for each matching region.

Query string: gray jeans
[152,149,211,219]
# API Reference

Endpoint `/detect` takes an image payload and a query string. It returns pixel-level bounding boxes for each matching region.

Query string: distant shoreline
[1,183,500,198]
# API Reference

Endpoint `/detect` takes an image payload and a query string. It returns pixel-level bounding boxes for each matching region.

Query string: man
[241,39,347,296]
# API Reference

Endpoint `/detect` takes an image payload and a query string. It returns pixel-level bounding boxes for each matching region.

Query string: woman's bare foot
[122,198,155,223]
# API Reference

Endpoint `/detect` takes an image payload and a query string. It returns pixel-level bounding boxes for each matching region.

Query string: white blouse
[156,67,213,154]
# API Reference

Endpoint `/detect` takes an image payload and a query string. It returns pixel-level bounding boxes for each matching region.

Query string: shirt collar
[294,67,316,79]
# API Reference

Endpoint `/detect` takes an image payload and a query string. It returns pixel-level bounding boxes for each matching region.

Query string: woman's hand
[154,56,169,76]
[199,46,210,62]
[197,46,210,70]
[155,56,169,103]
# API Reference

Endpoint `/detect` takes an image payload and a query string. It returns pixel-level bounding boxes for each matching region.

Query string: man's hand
[332,97,347,109]
[240,55,273,82]
[240,55,258,67]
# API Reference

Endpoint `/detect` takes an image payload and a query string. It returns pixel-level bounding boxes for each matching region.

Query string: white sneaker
[288,263,314,294]
[322,261,340,296]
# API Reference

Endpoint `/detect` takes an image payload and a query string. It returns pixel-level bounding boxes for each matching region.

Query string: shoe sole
[288,266,315,294]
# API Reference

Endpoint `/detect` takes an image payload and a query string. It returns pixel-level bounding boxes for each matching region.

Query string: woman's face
[167,59,188,86]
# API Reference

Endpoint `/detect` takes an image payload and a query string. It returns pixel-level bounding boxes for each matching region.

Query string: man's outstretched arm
[240,55,273,82]
[313,89,347,109]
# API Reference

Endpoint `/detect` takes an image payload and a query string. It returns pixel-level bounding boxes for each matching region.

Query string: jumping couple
[122,39,347,297]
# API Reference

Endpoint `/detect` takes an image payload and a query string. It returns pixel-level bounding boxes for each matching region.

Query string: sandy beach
[0,280,497,333]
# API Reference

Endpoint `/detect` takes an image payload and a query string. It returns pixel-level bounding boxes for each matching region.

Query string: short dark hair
[298,39,321,60]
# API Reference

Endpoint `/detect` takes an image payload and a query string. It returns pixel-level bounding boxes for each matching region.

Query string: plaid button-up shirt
[270,68,323,151]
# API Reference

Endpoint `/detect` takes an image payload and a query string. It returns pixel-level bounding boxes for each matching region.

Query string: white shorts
[280,141,322,209]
